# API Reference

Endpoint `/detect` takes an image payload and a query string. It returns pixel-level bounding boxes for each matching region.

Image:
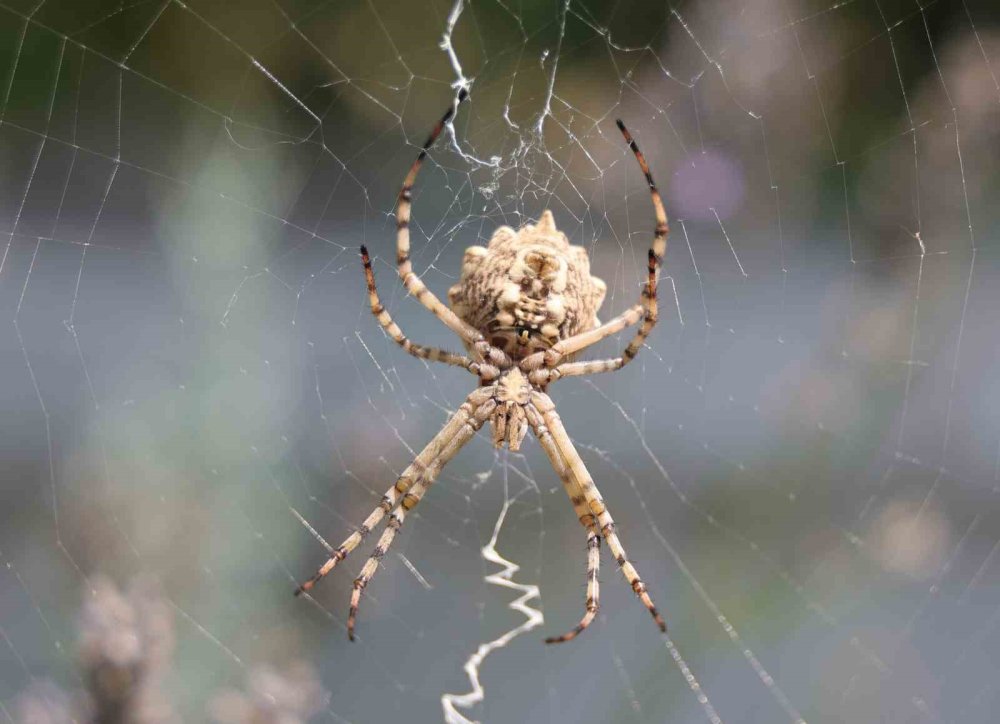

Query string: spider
[296,89,670,644]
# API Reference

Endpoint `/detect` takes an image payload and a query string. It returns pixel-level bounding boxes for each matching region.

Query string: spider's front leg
[530,391,667,634]
[522,119,667,380]
[393,89,488,351]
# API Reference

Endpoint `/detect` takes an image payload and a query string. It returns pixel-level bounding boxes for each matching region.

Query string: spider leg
[540,305,644,364]
[524,120,667,374]
[545,245,657,375]
[547,530,600,644]
[348,397,498,640]
[525,404,601,643]
[394,91,492,353]
[360,246,476,372]
[603,120,667,368]
[531,391,667,633]
[551,358,629,378]
[294,387,494,597]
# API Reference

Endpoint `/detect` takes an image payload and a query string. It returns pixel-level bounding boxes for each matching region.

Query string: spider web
[1,0,1000,722]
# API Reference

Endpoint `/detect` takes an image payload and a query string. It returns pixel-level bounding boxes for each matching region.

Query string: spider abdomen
[447,210,607,360]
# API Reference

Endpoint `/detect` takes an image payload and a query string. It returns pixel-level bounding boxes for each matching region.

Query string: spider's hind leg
[529,392,667,635]
[526,404,602,644]
[346,396,497,640]
[545,528,601,644]
[295,389,492,598]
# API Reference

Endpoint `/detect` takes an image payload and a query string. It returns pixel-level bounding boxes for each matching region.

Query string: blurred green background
[1,0,1000,722]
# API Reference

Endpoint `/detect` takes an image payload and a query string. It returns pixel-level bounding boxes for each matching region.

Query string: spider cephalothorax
[297,91,670,645]
[448,210,607,360]
[488,367,530,450]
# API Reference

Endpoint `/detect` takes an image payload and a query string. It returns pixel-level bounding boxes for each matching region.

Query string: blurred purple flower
[668,151,745,221]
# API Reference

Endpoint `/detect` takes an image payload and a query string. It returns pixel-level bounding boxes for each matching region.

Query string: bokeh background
[2,0,1000,722]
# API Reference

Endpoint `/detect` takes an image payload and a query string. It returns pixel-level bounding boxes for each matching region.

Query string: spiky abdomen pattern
[447,212,607,359]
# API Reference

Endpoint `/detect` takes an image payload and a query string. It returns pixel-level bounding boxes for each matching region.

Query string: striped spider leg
[393,88,509,371]
[528,394,666,641]
[346,393,497,640]
[295,387,494,636]
[524,404,601,643]
[295,386,491,595]
[359,246,477,372]
[522,118,668,384]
